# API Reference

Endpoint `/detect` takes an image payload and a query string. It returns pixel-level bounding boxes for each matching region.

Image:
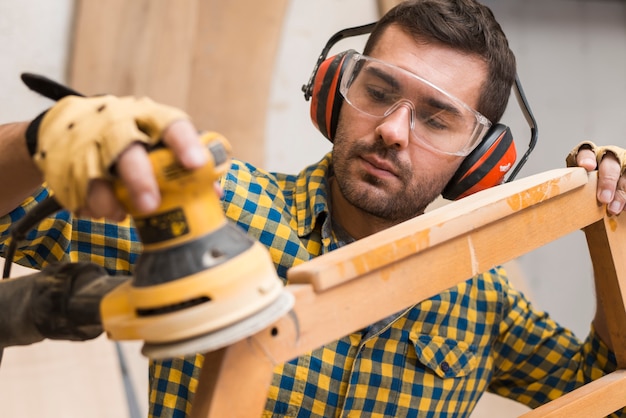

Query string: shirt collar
[294,152,333,237]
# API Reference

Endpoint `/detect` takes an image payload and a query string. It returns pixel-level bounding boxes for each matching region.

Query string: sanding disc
[141,290,295,359]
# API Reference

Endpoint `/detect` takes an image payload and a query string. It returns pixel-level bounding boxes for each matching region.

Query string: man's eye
[420,112,448,130]
[419,107,465,132]
[366,86,397,104]
[428,118,448,130]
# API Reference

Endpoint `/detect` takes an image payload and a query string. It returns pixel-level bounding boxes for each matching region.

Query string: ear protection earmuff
[302,23,538,201]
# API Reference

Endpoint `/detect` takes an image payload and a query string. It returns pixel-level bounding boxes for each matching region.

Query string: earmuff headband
[302,23,377,101]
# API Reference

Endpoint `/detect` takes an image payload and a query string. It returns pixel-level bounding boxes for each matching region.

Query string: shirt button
[440,361,450,373]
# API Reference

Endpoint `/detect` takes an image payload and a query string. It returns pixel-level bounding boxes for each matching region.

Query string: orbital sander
[102,132,294,359]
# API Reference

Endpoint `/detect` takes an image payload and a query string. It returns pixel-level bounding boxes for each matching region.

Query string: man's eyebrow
[425,97,463,117]
[365,64,465,117]
[364,65,401,90]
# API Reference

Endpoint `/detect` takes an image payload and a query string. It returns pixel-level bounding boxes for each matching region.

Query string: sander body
[101,132,293,358]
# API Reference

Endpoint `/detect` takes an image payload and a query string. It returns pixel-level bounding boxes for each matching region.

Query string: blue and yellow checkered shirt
[0,154,619,417]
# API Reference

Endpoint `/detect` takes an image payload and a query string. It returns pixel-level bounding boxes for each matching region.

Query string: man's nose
[375,101,413,149]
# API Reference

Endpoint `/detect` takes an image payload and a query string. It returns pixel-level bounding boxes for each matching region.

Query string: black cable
[115,342,143,418]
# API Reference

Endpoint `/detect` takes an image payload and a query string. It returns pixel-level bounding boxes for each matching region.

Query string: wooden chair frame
[189,168,626,417]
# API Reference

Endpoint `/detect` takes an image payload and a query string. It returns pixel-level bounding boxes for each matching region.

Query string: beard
[332,129,454,224]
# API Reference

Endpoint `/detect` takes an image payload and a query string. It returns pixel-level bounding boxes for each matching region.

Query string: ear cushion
[442,124,516,200]
[309,50,357,141]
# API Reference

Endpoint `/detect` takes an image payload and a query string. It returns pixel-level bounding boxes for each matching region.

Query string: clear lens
[339,53,492,156]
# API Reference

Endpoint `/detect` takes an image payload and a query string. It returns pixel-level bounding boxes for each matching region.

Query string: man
[1,1,625,417]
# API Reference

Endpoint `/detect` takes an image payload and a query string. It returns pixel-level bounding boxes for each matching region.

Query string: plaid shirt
[0,154,619,417]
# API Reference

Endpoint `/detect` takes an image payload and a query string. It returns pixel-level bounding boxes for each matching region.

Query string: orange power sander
[14,73,294,359]
[103,132,294,358]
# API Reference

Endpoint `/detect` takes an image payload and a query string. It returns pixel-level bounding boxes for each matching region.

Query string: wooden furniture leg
[520,214,626,417]
[192,342,277,418]
[378,0,406,15]
[190,167,626,417]
[584,217,626,367]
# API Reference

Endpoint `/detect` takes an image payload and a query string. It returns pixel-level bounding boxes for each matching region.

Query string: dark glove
[0,262,128,348]
[30,262,129,342]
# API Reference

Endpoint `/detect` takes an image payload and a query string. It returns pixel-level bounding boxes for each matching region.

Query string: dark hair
[363,0,516,124]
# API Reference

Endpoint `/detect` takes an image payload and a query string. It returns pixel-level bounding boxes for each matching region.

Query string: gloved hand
[566,140,626,215]
[23,75,190,214]
[30,262,129,342]
[566,140,626,172]
[0,263,129,348]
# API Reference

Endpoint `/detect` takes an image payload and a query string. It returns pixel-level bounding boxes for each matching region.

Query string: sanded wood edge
[288,168,591,292]
[519,370,626,418]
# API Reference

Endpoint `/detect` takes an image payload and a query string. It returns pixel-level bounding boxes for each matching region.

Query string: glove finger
[126,96,190,141]
[101,121,153,168]
[565,141,596,168]
[595,145,626,175]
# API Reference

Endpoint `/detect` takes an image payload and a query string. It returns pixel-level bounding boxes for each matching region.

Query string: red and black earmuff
[302,23,538,201]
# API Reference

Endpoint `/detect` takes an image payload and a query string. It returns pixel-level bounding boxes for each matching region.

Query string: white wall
[265,0,379,173]
[1,0,625,416]
[481,0,626,337]
[0,0,74,122]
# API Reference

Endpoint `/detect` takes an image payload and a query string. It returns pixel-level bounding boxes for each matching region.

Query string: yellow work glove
[566,140,626,173]
[26,94,189,213]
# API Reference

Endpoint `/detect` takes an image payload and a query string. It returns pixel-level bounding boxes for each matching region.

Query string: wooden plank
[378,0,405,15]
[259,169,605,361]
[191,343,276,418]
[185,0,288,168]
[69,0,289,167]
[69,0,198,107]
[288,168,592,292]
[584,217,626,366]
[191,167,626,417]
[519,371,626,418]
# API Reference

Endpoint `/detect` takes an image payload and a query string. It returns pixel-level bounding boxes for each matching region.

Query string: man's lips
[360,154,400,178]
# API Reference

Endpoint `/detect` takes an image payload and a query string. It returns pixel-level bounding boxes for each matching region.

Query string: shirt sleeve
[489,276,619,412]
[148,354,204,418]
[0,186,139,275]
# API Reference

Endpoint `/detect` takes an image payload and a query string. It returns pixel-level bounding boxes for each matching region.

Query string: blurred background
[0,0,625,416]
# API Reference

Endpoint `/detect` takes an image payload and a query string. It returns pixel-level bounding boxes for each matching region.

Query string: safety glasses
[339,53,492,156]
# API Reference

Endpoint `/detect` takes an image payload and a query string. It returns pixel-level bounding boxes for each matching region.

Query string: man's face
[332,25,488,224]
